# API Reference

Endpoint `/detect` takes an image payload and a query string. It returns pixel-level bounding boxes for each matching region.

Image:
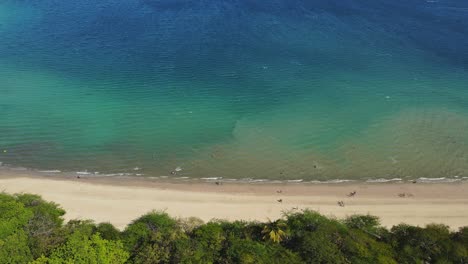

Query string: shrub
[123,211,185,263]
[40,231,129,264]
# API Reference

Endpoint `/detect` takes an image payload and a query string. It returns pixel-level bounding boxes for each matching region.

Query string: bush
[0,230,33,264]
[189,222,226,263]
[40,231,129,264]
[96,222,121,241]
[0,193,33,239]
[390,224,456,263]
[224,238,303,264]
[285,210,348,263]
[15,194,66,258]
[123,211,186,263]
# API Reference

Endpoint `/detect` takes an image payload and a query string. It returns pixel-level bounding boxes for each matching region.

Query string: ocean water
[1,0,468,181]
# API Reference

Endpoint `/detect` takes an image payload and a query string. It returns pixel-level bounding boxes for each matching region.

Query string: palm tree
[261,220,288,243]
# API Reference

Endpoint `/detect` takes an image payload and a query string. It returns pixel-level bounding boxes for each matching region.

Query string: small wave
[75,171,136,177]
[287,179,303,183]
[246,179,269,183]
[308,179,355,184]
[419,177,446,181]
[326,179,355,183]
[417,177,461,183]
[38,170,62,173]
[238,178,268,183]
[97,173,134,177]
[270,180,284,184]
[201,177,222,180]
[76,171,92,175]
[223,178,239,182]
[366,178,402,183]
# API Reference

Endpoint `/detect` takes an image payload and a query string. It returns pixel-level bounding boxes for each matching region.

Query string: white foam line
[366,178,402,183]
[417,177,461,183]
[247,179,269,183]
[97,173,134,177]
[76,171,92,175]
[419,177,446,181]
[307,179,356,184]
[287,179,303,183]
[201,177,222,180]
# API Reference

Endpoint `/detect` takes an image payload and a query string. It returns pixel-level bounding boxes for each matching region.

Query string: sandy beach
[0,170,467,230]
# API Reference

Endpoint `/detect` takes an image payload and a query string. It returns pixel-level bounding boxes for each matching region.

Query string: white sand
[0,173,467,230]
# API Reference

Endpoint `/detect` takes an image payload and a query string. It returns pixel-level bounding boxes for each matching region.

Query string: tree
[0,193,33,239]
[188,222,226,263]
[451,227,468,263]
[218,220,260,241]
[0,230,33,264]
[16,194,65,228]
[96,223,121,241]
[343,215,396,263]
[16,194,66,258]
[224,238,303,264]
[390,224,454,264]
[344,214,385,238]
[284,210,348,263]
[0,193,35,264]
[261,220,288,243]
[122,211,185,263]
[177,217,204,233]
[38,231,128,264]
[341,229,396,264]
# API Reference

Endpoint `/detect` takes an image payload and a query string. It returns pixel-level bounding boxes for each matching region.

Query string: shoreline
[1,169,467,230]
[1,165,467,185]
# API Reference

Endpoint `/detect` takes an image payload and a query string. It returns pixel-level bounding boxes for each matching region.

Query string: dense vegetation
[0,192,467,264]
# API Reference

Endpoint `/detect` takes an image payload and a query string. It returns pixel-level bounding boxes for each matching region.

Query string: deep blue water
[1,0,468,181]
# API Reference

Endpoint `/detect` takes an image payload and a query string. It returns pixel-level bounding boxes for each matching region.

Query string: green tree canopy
[35,231,128,264]
[123,211,186,263]
[0,193,33,239]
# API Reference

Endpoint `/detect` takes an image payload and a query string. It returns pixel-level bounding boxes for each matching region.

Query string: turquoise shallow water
[1,0,468,180]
